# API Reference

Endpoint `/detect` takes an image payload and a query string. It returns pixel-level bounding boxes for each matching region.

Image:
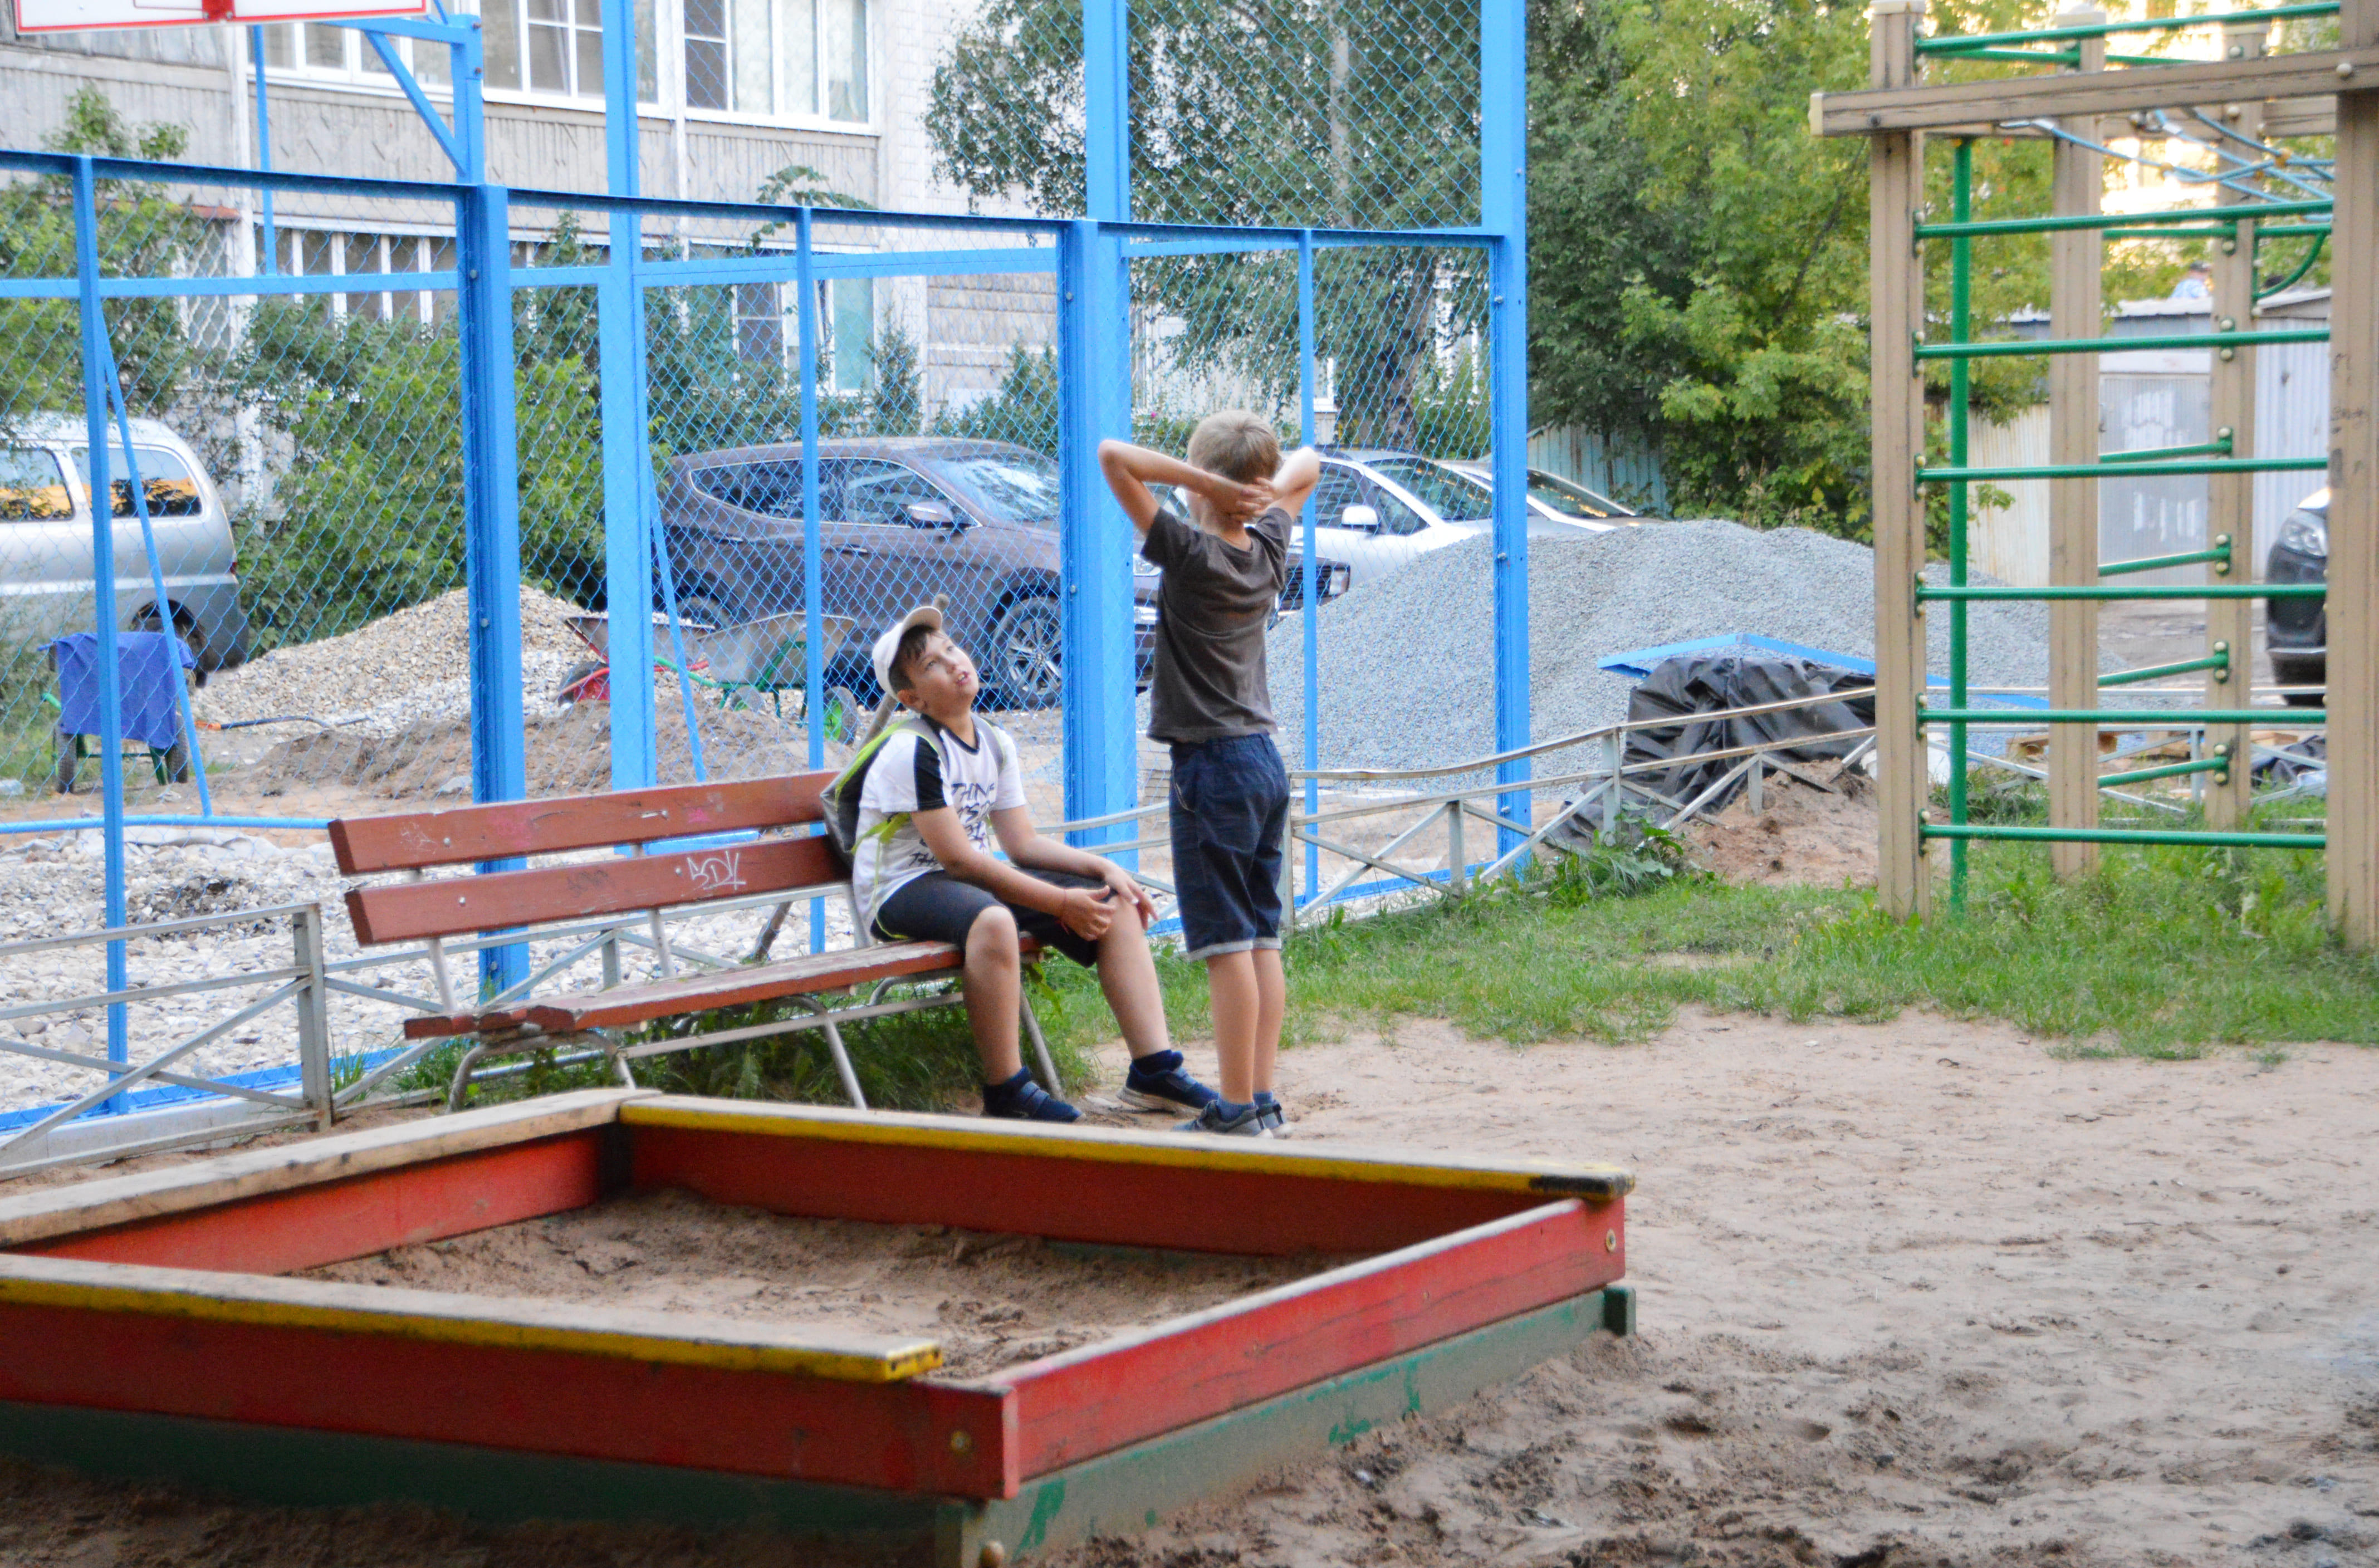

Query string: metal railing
[0,903,331,1174]
[0,675,2331,1173]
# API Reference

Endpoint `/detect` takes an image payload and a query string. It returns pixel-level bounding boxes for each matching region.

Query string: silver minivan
[1,414,250,675]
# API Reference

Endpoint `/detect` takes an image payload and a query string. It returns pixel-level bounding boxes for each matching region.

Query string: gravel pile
[1266,520,2096,780]
[195,586,593,739]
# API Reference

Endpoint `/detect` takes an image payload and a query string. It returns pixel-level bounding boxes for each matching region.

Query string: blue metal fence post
[1481,0,1531,860]
[797,207,828,952]
[1061,0,1137,852]
[1297,230,1320,900]
[452,13,486,182]
[458,182,527,998]
[71,156,130,1114]
[599,0,653,793]
[247,28,276,275]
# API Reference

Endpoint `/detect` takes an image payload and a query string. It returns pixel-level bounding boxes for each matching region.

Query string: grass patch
[403,808,2372,1116]
[1277,826,2377,1058]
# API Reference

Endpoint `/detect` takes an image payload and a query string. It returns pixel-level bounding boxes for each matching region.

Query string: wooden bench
[329,773,1058,1112]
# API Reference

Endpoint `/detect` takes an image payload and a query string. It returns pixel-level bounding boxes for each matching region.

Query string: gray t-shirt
[1141,504,1290,743]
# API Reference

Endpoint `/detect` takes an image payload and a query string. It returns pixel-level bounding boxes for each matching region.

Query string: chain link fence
[0,0,1520,1140]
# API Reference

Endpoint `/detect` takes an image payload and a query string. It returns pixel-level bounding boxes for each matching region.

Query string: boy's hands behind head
[1201,469,1274,527]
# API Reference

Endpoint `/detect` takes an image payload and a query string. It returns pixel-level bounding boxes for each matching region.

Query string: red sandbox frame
[0,1089,1633,1562]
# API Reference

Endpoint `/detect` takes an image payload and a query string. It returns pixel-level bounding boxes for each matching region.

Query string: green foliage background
[1528,0,2234,538]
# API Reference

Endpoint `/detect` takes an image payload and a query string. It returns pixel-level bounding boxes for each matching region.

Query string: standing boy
[851,606,1220,1123]
[1099,416,1319,1137]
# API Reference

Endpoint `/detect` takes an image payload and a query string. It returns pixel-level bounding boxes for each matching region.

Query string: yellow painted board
[621,1097,1634,1199]
[0,1254,941,1383]
[0,1089,653,1250]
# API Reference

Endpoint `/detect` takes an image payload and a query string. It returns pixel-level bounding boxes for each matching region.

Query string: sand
[1,1015,2375,1566]
[300,1188,1348,1380]
[1683,768,1881,890]
[1061,1016,2379,1566]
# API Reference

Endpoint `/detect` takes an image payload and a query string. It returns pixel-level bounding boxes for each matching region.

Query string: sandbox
[0,1089,1633,1565]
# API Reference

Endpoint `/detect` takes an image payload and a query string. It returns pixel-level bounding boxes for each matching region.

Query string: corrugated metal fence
[1528,425,1670,516]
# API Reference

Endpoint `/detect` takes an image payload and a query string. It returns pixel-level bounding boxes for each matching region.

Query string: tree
[1,89,206,438]
[1529,0,2216,538]
[928,0,1494,454]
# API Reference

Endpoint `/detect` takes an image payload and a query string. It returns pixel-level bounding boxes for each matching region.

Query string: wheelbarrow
[45,632,198,794]
[559,609,860,742]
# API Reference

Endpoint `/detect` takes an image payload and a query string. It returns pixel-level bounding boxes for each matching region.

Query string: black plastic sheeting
[1622,653,1877,814]
[2253,733,2327,788]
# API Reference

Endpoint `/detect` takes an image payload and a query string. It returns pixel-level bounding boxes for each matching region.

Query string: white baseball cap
[871,605,944,699]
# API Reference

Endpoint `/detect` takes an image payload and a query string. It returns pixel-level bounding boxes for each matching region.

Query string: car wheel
[2271,654,2324,707]
[987,596,1064,709]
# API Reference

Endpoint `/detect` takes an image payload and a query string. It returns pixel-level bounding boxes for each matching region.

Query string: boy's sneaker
[1176,1101,1271,1138]
[1255,1097,1291,1138]
[983,1075,1081,1124]
[1118,1051,1220,1115]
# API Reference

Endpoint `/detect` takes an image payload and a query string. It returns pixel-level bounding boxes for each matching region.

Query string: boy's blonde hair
[1187,410,1281,483]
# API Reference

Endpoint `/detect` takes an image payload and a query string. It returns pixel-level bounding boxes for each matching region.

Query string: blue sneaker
[1255,1096,1291,1138]
[1117,1051,1220,1116]
[1176,1100,1271,1138]
[984,1077,1081,1123]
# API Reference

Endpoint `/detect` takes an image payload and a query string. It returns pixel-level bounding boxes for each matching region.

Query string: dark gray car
[661,437,1347,707]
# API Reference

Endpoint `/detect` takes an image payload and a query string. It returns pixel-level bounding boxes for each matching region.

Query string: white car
[1438,460,1644,531]
[1309,450,1637,589]
[1,415,251,674]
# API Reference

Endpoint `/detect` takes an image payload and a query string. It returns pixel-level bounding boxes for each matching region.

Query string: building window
[727,272,873,389]
[263,227,458,328]
[482,0,657,100]
[683,0,867,122]
[258,19,453,87]
[254,0,853,122]
[259,0,656,104]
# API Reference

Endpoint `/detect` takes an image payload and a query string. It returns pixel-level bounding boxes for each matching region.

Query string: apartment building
[2,0,1054,419]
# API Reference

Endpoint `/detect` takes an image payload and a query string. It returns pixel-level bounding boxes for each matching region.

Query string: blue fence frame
[0,0,1531,1023]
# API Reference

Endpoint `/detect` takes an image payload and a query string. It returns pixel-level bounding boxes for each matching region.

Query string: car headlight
[2277,511,2329,560]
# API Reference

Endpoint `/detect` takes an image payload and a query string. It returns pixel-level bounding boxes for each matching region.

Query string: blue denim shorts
[1168,733,1290,961]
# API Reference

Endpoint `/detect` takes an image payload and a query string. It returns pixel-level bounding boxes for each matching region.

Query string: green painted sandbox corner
[1602,1282,1637,1336]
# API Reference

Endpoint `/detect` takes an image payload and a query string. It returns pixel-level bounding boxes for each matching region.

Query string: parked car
[0,415,251,677]
[2267,486,2328,705]
[659,438,1347,708]
[1295,448,1633,589]
[1438,460,1646,528]
[1288,448,1474,586]
[1144,484,1353,626]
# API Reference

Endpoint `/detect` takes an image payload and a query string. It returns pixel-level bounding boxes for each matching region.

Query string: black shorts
[873,869,1109,968]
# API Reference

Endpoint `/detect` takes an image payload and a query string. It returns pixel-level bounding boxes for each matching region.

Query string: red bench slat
[346,835,846,945]
[329,773,835,875]
[401,1007,531,1041]
[521,940,970,1033]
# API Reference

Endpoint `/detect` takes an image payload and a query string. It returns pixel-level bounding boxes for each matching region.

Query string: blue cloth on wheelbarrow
[47,633,197,751]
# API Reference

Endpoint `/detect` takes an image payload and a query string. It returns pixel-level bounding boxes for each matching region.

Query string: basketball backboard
[13,0,426,33]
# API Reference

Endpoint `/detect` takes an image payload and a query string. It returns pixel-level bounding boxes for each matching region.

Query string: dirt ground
[1683,769,1878,889]
[301,1189,1348,1381]
[2,1012,2373,1566]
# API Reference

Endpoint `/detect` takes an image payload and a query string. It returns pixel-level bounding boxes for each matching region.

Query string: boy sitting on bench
[850,606,1218,1124]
